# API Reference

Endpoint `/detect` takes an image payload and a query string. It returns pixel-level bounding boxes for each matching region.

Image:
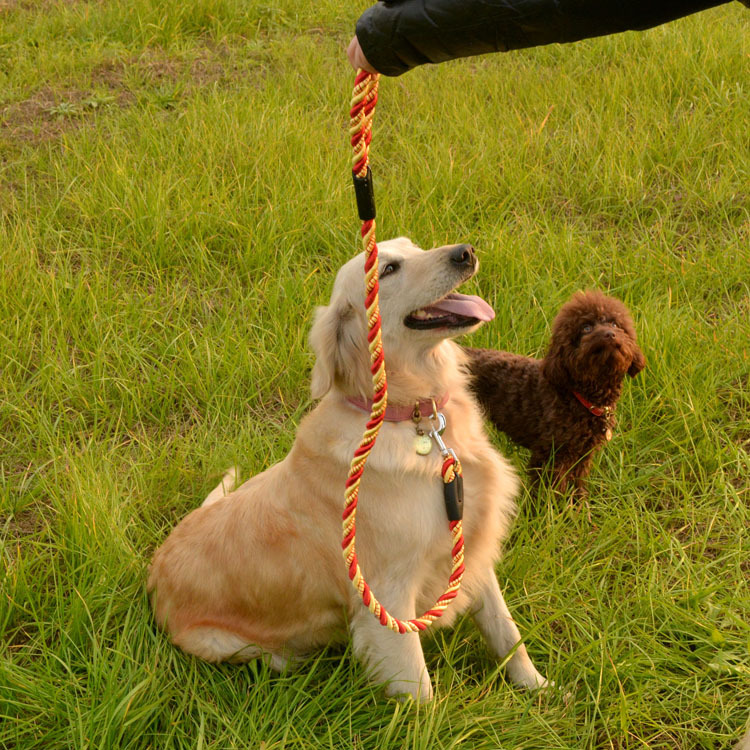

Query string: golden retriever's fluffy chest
[299,393,518,623]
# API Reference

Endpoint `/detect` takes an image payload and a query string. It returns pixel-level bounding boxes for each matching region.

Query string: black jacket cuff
[356,0,733,77]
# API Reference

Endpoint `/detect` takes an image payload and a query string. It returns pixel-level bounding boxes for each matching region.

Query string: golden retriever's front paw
[384,677,433,703]
[514,668,549,691]
[531,674,550,690]
[527,676,572,703]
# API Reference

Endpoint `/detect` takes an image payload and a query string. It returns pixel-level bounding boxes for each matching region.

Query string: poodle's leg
[568,456,595,520]
[547,448,588,498]
[471,568,547,690]
[527,450,548,482]
[527,450,552,509]
[350,593,432,701]
[550,461,572,494]
[552,453,594,514]
[570,456,592,498]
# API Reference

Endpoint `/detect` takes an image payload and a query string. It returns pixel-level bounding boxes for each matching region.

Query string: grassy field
[1,0,749,747]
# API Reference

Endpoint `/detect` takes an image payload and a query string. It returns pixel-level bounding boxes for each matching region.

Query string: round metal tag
[414,434,433,455]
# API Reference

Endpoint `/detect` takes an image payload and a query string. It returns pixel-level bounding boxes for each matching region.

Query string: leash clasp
[428,411,455,461]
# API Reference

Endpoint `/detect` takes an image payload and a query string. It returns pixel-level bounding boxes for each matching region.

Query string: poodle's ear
[628,345,646,378]
[309,301,367,399]
[541,342,570,390]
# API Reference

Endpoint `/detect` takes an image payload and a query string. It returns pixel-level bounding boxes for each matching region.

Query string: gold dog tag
[605,428,613,441]
[415,433,433,455]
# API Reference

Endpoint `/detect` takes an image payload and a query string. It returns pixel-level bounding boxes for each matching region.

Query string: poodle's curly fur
[465,291,646,496]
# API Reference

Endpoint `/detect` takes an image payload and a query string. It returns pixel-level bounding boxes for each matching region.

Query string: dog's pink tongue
[431,293,495,322]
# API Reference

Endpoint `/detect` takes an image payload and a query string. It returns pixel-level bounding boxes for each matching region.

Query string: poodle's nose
[449,244,476,268]
[604,329,616,339]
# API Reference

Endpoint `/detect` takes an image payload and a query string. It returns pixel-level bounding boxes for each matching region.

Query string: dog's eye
[380,262,400,278]
[581,324,592,333]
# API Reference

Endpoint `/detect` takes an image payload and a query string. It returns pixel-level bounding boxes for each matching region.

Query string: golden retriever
[148,237,547,700]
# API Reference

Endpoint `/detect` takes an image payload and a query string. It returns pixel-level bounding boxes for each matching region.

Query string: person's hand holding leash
[347,35,377,73]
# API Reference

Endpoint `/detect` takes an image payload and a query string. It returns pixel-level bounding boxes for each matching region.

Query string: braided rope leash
[342,70,466,634]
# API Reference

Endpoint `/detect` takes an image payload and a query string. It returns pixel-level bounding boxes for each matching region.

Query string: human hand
[347,36,378,74]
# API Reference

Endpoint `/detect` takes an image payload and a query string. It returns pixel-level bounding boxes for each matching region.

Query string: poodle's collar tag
[572,390,614,418]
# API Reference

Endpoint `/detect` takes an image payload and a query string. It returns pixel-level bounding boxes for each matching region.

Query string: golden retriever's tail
[202,468,238,507]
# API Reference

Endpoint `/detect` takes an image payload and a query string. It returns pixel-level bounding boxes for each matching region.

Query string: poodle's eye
[611,320,620,328]
[581,324,592,333]
[380,262,400,278]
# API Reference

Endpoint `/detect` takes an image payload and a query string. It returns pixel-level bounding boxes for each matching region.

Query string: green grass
[1,0,749,747]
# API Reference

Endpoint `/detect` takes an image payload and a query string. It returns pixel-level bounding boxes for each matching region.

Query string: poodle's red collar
[346,393,450,422]
[572,391,613,418]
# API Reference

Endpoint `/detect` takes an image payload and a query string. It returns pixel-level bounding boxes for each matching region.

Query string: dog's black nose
[449,244,476,268]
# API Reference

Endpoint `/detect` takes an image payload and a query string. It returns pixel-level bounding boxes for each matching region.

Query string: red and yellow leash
[342,70,466,634]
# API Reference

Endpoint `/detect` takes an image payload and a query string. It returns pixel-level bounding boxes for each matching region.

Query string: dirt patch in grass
[6,624,36,653]
[1,505,52,542]
[3,508,44,538]
[1,46,256,145]
[0,84,131,143]
[0,0,65,11]
[0,0,99,13]
[1,466,55,542]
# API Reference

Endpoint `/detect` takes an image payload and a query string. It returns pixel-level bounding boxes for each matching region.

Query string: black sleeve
[355,0,733,76]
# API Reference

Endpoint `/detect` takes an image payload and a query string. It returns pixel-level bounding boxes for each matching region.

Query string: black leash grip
[443,473,464,522]
[352,166,376,221]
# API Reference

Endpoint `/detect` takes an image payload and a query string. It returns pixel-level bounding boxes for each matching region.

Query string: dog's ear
[309,301,367,399]
[541,342,570,390]
[628,346,646,378]
[309,304,342,399]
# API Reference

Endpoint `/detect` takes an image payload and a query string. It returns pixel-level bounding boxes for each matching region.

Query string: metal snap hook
[428,412,453,458]
[429,410,446,435]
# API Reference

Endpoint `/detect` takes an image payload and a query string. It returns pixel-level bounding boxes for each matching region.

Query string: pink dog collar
[346,393,450,422]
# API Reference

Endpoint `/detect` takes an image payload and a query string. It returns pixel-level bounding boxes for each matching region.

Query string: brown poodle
[464,291,645,498]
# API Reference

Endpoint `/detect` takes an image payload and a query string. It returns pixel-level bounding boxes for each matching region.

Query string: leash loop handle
[342,70,466,634]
